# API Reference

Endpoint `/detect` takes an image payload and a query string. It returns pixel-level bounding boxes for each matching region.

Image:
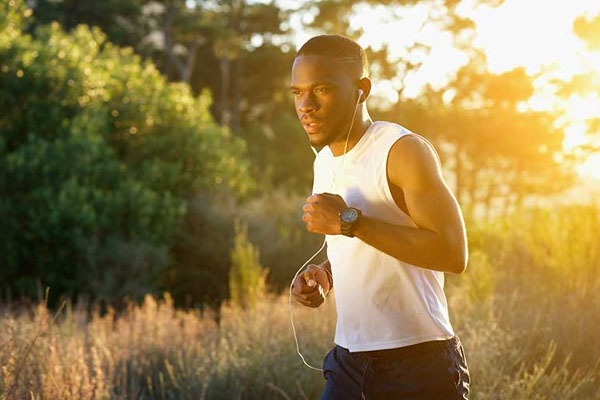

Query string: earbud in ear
[358,89,364,97]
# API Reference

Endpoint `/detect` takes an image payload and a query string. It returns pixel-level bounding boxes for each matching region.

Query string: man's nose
[298,93,319,114]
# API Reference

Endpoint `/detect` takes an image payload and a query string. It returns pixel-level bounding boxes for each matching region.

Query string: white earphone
[289,86,364,372]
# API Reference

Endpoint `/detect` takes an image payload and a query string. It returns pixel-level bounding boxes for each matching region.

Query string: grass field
[1,203,600,399]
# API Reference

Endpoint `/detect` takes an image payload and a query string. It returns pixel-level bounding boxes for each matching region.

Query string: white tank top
[312,120,455,352]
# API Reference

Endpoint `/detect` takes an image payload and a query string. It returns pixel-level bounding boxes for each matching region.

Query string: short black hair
[295,34,369,82]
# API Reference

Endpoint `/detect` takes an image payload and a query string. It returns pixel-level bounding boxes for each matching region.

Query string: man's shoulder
[389,132,440,164]
[387,132,442,188]
[392,133,430,152]
[370,120,415,143]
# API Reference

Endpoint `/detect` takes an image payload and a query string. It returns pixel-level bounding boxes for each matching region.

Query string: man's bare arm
[352,135,468,274]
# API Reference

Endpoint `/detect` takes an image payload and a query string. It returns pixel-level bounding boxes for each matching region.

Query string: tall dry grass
[1,203,600,399]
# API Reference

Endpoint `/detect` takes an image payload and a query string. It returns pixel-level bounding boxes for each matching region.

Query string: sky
[279,0,600,181]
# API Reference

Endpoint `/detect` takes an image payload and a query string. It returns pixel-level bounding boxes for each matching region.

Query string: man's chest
[314,156,411,219]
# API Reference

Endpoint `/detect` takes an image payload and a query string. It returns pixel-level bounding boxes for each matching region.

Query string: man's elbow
[450,260,467,274]
[446,240,468,274]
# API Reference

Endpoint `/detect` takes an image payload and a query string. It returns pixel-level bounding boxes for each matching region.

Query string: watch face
[341,208,359,222]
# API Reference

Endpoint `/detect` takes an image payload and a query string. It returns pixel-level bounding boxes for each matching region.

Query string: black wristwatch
[339,207,362,237]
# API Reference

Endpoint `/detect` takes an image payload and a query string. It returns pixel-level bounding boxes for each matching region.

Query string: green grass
[1,203,599,399]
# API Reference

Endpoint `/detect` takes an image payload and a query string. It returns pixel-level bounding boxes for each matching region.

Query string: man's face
[290,55,357,147]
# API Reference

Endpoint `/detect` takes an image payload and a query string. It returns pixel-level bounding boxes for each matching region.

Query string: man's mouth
[303,120,322,133]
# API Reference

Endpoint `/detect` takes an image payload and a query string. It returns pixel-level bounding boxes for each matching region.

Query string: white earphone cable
[289,88,363,371]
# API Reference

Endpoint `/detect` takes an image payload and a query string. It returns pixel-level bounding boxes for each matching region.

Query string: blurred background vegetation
[1,0,600,397]
[2,0,597,308]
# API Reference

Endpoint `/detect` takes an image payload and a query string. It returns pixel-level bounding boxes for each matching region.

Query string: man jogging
[290,34,471,399]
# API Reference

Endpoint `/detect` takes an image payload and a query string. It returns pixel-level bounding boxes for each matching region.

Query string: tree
[0,0,252,301]
[28,0,151,49]
[553,14,600,150]
[379,53,576,219]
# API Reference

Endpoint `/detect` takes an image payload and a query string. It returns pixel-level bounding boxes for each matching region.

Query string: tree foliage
[0,0,252,301]
[1,0,593,306]
[378,53,576,219]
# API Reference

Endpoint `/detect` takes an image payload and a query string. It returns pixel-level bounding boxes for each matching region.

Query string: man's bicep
[388,136,466,262]
[404,174,463,239]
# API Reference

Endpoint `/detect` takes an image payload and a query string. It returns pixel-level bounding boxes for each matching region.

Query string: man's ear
[356,77,372,101]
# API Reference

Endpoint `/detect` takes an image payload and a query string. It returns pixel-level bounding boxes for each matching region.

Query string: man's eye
[315,88,328,94]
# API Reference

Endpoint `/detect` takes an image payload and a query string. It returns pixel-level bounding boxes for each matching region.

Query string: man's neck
[329,117,374,157]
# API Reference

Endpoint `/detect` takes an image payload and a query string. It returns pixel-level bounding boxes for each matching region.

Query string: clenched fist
[302,193,348,235]
[291,263,333,308]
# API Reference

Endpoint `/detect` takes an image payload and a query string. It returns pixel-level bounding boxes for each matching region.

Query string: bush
[229,219,268,310]
[0,0,253,302]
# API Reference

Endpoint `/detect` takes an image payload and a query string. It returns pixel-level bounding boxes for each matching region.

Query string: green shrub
[0,0,253,301]
[229,219,268,310]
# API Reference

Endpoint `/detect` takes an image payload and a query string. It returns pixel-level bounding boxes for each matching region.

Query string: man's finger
[292,278,308,295]
[313,268,331,294]
[303,270,316,288]
[295,296,323,308]
[292,270,317,295]
[292,281,318,297]
[302,203,313,213]
[296,289,323,303]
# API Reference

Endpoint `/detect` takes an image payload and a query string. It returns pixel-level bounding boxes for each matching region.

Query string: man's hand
[302,193,347,235]
[291,263,332,308]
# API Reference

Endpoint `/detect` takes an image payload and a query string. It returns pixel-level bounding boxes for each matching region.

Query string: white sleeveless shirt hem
[335,332,456,353]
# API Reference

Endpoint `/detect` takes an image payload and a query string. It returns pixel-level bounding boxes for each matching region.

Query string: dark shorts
[320,335,470,400]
